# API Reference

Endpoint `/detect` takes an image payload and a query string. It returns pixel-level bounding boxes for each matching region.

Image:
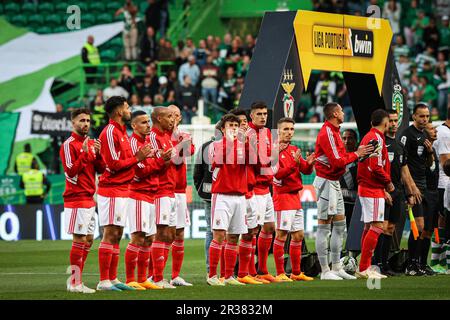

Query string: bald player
[167,105,195,286]
[148,107,178,288]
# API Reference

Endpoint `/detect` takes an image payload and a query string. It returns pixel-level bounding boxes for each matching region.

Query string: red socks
[172,240,184,279]
[238,240,253,278]
[151,241,166,282]
[257,231,273,274]
[125,243,140,283]
[137,245,151,283]
[69,241,85,286]
[360,226,383,272]
[249,235,257,276]
[109,244,120,281]
[147,246,153,279]
[98,242,113,282]
[289,240,302,276]
[273,238,286,275]
[224,242,238,279]
[220,240,227,278]
[81,242,91,272]
[208,239,223,278]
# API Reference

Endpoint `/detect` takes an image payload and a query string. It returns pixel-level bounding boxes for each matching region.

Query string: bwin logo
[354,34,372,55]
[350,30,374,58]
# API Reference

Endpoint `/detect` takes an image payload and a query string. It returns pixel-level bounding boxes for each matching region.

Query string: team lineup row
[62,96,447,293]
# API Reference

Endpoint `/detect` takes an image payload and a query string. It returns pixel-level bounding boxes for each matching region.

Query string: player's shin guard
[98,242,113,282]
[249,235,258,276]
[224,242,238,279]
[289,240,302,276]
[81,242,92,272]
[316,224,331,273]
[109,244,120,281]
[70,241,85,286]
[125,243,140,283]
[273,238,286,276]
[137,245,151,283]
[330,220,346,270]
[151,241,166,282]
[359,226,383,272]
[257,231,273,274]
[238,240,253,278]
[171,240,184,279]
[208,240,223,278]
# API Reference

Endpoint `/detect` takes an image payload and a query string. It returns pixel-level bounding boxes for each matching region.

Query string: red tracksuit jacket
[60,132,105,208]
[247,122,273,195]
[273,144,314,210]
[148,126,176,198]
[129,133,165,203]
[315,120,359,181]
[209,137,248,195]
[170,129,196,194]
[98,120,137,197]
[357,127,391,198]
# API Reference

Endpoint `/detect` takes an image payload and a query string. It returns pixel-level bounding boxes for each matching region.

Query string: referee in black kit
[399,103,436,276]
[372,110,417,276]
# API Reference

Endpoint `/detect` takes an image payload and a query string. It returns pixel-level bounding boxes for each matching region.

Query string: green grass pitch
[1,239,450,300]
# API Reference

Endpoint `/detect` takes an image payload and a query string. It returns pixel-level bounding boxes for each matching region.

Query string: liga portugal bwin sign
[240,10,409,135]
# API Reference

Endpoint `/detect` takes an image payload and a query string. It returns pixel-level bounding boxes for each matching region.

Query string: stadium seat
[52,26,68,33]
[100,49,117,62]
[28,14,45,28]
[10,15,28,27]
[45,14,63,27]
[89,2,106,14]
[106,1,122,12]
[21,2,37,14]
[75,2,88,12]
[0,4,3,15]
[54,2,69,12]
[106,36,123,50]
[96,13,114,25]
[4,2,20,15]
[81,13,96,28]
[35,26,52,34]
[139,2,148,13]
[38,2,54,14]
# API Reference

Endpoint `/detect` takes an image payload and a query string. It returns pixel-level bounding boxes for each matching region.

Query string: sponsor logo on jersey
[417,146,424,156]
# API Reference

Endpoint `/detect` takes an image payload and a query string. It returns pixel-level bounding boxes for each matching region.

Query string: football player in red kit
[148,107,178,289]
[207,114,250,286]
[272,117,315,282]
[356,109,394,279]
[124,110,162,290]
[61,108,105,293]
[167,104,195,286]
[96,96,153,291]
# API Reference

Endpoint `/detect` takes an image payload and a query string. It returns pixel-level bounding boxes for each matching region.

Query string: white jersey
[434,124,450,189]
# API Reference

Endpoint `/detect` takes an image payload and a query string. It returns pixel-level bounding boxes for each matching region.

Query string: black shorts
[423,190,439,232]
[412,188,426,218]
[384,189,405,224]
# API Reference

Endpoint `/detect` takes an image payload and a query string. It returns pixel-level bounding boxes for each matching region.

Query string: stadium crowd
[72,0,450,131]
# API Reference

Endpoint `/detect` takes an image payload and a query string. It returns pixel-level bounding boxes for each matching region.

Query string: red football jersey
[98,120,137,197]
[148,126,176,198]
[129,133,165,203]
[357,127,391,198]
[315,120,358,181]
[247,122,273,195]
[170,129,195,193]
[60,132,105,208]
[273,144,313,210]
[209,137,248,195]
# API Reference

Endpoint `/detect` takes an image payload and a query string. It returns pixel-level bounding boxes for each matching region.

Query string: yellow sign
[294,10,392,94]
